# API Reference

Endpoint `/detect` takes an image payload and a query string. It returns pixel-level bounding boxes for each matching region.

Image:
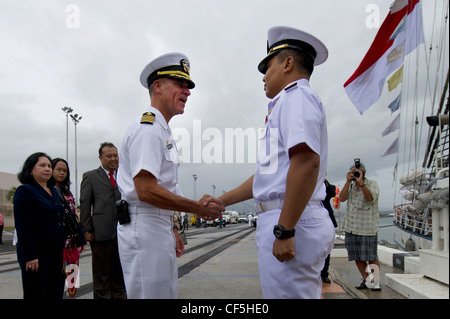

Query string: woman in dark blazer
[50,158,86,252]
[13,152,66,299]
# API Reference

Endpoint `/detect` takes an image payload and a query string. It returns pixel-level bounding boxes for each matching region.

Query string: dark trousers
[321,254,331,278]
[18,248,65,299]
[90,238,127,299]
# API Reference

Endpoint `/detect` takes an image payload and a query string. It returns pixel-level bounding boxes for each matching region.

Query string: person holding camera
[339,159,381,291]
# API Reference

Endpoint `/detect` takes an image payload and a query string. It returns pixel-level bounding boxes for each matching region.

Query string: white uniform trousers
[117,210,177,299]
[255,203,335,299]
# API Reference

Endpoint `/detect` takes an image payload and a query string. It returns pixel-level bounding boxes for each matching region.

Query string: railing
[393,204,433,238]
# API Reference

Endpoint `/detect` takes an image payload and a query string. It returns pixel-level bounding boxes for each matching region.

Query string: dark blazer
[80,167,121,241]
[55,188,87,248]
[13,183,66,263]
[323,180,338,228]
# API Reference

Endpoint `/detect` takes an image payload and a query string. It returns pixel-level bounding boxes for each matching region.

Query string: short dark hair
[148,77,169,97]
[98,142,117,156]
[48,158,72,196]
[18,152,52,185]
[277,48,314,76]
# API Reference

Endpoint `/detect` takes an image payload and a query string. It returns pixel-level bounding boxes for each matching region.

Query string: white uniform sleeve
[129,125,164,180]
[279,90,323,156]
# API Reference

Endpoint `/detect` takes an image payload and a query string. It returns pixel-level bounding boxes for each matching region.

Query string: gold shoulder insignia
[140,112,155,125]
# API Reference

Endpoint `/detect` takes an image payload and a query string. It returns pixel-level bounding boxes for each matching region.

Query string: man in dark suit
[80,142,126,299]
[321,179,338,283]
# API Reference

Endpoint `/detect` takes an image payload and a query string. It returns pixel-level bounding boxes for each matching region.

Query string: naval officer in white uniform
[208,26,335,298]
[117,53,223,299]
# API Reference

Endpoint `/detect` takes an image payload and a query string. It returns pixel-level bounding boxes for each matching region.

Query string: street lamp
[70,113,82,204]
[61,106,73,161]
[192,174,199,227]
[192,174,197,200]
[211,185,216,197]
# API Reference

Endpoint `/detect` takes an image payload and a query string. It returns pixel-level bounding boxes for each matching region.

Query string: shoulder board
[140,112,155,125]
[284,82,298,92]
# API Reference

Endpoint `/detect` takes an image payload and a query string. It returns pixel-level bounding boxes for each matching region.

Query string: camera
[354,158,361,169]
[352,158,361,180]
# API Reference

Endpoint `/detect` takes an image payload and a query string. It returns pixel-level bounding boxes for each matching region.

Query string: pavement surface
[1,226,407,300]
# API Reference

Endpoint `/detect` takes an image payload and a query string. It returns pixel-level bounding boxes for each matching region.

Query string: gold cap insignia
[180,59,190,74]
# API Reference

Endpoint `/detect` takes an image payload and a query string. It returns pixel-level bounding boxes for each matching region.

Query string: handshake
[195,194,226,220]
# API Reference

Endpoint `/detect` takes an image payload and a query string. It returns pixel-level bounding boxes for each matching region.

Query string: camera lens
[353,171,360,178]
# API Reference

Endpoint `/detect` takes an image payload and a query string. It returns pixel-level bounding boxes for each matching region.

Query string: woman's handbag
[63,208,80,240]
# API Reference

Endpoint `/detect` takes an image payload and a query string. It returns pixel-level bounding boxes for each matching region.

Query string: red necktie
[109,171,116,188]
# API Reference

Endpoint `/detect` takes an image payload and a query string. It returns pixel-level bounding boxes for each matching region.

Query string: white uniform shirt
[253,78,328,204]
[117,106,180,210]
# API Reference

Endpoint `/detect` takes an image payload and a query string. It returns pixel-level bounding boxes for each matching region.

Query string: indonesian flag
[344,0,424,114]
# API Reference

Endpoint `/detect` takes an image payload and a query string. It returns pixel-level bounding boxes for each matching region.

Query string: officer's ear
[283,56,295,73]
[151,80,160,95]
[152,78,167,95]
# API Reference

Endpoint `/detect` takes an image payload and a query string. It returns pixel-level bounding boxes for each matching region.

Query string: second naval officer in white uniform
[117,53,223,299]
[208,26,335,298]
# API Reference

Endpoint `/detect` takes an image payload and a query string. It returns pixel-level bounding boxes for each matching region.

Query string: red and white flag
[344,0,424,114]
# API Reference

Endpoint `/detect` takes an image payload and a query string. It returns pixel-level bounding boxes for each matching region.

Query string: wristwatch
[273,225,295,239]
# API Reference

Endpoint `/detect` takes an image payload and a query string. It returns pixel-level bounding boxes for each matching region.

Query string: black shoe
[322,277,331,284]
[355,280,368,289]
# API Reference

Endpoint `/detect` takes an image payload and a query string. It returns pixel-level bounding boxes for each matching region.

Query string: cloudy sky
[1,0,448,211]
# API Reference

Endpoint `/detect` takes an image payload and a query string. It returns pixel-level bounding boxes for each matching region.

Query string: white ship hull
[393,224,432,250]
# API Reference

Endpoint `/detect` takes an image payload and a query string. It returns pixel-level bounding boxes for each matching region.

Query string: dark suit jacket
[80,167,121,241]
[323,180,338,228]
[13,183,66,263]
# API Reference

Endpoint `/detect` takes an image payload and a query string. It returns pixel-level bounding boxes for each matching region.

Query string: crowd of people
[11,26,381,299]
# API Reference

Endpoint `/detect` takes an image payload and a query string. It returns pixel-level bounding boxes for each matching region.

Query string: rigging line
[403,55,413,177]
[427,0,438,56]
[437,2,449,94]
[420,5,434,168]
[414,48,420,173]
[431,1,449,115]
[414,1,431,170]
[421,0,449,168]
[401,2,418,187]
[426,72,449,169]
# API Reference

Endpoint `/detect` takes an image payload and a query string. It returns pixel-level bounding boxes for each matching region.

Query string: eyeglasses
[55,168,68,173]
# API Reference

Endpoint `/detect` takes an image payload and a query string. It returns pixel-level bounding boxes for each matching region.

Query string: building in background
[0,171,21,227]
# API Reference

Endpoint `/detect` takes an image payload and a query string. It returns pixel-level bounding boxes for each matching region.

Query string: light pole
[193,174,199,227]
[70,113,82,204]
[61,106,73,161]
[192,174,198,200]
[211,184,216,197]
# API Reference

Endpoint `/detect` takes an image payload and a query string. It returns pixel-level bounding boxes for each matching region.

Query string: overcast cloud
[0,0,448,211]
